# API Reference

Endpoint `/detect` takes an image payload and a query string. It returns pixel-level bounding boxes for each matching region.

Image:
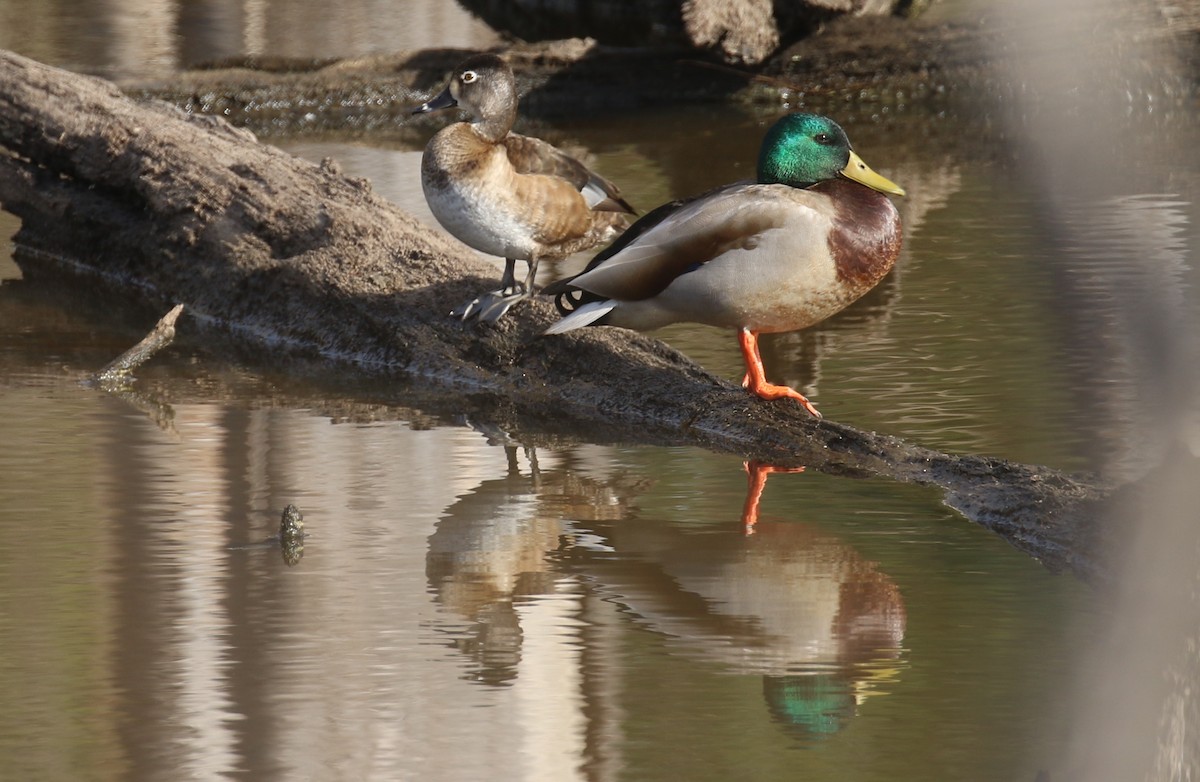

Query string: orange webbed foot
[737,329,822,418]
[742,375,822,418]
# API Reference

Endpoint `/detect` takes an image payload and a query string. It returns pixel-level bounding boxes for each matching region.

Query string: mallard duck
[542,113,904,418]
[412,53,635,321]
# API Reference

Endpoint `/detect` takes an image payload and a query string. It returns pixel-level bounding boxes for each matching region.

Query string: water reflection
[0,341,1091,782]
[426,446,559,685]
[426,446,907,743]
[1045,194,1195,480]
[0,0,498,80]
[426,445,645,686]
[741,460,807,533]
[575,483,907,743]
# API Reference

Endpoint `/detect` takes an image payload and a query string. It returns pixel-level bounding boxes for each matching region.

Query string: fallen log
[0,49,1108,579]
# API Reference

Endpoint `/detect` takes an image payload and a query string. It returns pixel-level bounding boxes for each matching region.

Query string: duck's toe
[451,290,528,322]
[747,381,823,419]
[450,295,485,319]
[476,291,528,322]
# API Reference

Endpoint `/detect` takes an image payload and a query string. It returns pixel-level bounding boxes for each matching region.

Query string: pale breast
[420,124,619,261]
[421,125,538,259]
[691,185,897,333]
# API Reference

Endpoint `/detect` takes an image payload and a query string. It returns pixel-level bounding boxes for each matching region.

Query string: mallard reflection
[425,447,905,742]
[742,460,807,534]
[583,513,906,673]
[577,465,906,743]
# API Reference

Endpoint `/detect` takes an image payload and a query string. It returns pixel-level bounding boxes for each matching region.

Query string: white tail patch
[581,181,611,208]
[543,301,617,335]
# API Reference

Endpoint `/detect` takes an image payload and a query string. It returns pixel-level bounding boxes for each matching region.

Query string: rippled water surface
[2,2,1197,780]
[0,378,1092,781]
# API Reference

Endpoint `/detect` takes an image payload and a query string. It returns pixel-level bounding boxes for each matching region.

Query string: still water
[2,2,1195,781]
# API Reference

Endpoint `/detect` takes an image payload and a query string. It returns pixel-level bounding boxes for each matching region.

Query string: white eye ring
[461,70,478,83]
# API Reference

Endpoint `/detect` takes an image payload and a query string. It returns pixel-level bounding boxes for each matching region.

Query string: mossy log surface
[0,48,1110,579]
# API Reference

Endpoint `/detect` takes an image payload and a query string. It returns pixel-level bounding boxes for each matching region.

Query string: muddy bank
[121,26,953,140]
[120,9,1197,140]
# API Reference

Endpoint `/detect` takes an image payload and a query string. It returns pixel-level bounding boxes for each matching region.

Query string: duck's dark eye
[461,70,478,83]
[814,133,833,145]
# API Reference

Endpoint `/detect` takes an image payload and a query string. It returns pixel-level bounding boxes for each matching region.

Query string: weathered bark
[454,0,909,65]
[682,0,781,65]
[0,49,1110,579]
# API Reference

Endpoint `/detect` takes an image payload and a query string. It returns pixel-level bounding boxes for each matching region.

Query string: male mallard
[542,113,904,418]
[412,53,635,321]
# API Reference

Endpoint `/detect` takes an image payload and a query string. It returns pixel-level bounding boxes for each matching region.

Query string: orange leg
[741,460,807,534]
[737,328,822,418]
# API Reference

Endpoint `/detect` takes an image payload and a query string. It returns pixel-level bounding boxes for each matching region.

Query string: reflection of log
[0,50,1108,579]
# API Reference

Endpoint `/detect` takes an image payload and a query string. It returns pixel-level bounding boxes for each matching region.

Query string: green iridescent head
[757,113,905,196]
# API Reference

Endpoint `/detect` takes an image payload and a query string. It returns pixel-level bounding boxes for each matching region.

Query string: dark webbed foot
[451,288,530,321]
[450,256,536,322]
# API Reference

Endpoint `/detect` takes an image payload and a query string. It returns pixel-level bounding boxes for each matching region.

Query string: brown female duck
[413,53,634,321]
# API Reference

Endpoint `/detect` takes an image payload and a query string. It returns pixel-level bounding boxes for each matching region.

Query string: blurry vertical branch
[988,0,1200,778]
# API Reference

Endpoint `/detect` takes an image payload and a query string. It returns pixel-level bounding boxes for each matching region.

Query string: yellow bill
[841,150,905,196]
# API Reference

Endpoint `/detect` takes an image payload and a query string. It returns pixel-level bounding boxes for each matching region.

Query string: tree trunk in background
[454,0,909,64]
